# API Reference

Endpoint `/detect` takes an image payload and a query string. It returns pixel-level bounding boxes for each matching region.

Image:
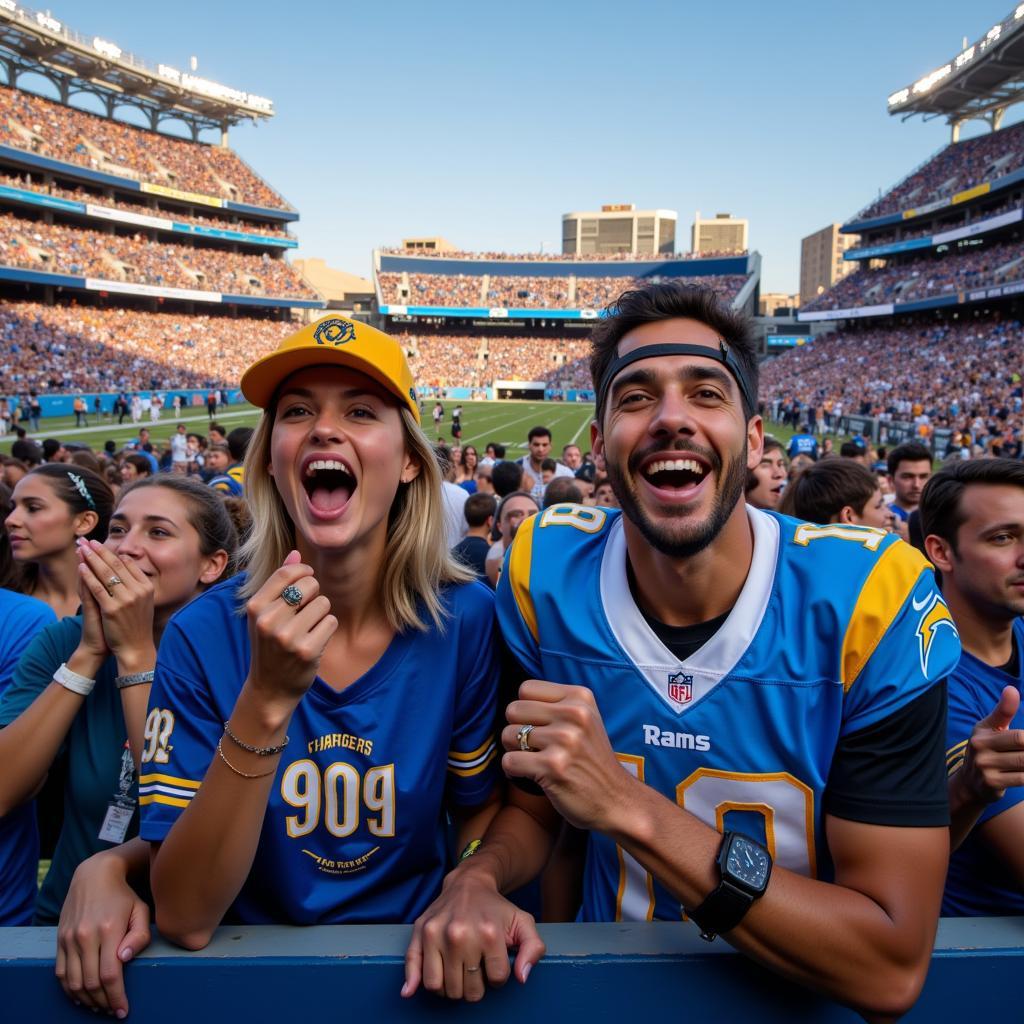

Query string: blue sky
[39,1,1018,292]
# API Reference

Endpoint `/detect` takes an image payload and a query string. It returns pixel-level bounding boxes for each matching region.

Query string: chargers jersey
[140,574,499,925]
[496,504,960,923]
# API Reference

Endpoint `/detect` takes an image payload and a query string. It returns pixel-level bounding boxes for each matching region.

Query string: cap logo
[313,318,356,346]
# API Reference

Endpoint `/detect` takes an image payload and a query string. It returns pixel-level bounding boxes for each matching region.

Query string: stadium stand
[856,121,1024,222]
[0,302,292,392]
[0,85,289,210]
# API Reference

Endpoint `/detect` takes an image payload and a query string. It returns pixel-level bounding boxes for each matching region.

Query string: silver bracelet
[223,721,289,757]
[53,662,96,696]
[115,670,155,689]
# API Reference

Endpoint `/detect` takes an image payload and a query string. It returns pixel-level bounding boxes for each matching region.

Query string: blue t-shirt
[497,505,959,923]
[943,619,1024,916]
[0,616,133,924]
[787,434,819,459]
[140,574,500,925]
[0,590,56,925]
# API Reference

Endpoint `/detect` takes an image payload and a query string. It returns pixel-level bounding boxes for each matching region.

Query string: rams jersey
[140,574,500,925]
[496,504,960,923]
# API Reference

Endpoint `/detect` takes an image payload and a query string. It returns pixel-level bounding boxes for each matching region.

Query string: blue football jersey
[140,574,500,925]
[496,504,960,923]
[943,618,1024,917]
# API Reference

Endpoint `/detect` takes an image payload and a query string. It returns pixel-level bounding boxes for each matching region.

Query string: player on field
[404,283,960,1018]
[919,459,1024,916]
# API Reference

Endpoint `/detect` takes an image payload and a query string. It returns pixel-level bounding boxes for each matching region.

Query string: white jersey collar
[599,505,780,715]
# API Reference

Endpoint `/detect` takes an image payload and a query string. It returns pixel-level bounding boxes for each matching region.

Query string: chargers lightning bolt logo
[313,319,356,346]
[913,591,959,677]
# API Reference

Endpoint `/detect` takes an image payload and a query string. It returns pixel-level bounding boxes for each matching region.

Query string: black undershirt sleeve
[824,680,949,827]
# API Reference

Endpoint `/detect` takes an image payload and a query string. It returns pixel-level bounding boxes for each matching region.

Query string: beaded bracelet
[217,738,277,779]
[223,721,289,756]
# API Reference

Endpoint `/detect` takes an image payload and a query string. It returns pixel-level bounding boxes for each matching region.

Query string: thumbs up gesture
[958,686,1024,805]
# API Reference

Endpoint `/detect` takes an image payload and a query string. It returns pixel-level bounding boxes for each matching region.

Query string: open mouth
[302,457,357,517]
[641,456,708,493]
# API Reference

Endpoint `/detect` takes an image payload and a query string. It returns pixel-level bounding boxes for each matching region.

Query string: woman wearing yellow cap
[57,316,533,1014]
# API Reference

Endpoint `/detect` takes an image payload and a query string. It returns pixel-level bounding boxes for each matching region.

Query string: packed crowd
[859,197,1021,249]
[0,212,315,298]
[857,120,1024,221]
[402,333,593,389]
[0,302,293,393]
[802,241,1024,311]
[759,314,1024,452]
[0,86,288,210]
[3,289,1024,1024]
[379,270,748,309]
[380,247,748,260]
[0,171,292,241]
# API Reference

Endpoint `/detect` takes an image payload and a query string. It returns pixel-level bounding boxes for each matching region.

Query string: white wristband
[53,662,96,696]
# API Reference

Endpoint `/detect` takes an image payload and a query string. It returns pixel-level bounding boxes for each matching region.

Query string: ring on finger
[465,965,481,973]
[281,583,304,608]
[108,575,124,588]
[517,724,536,752]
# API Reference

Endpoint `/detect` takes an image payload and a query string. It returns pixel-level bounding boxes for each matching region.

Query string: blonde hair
[238,404,473,633]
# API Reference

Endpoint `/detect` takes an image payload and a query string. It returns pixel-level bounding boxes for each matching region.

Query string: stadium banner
[0,266,86,289]
[86,203,174,230]
[380,304,598,320]
[844,415,878,442]
[766,335,808,348]
[84,277,223,303]
[842,212,902,233]
[798,303,894,322]
[952,182,991,206]
[0,184,84,214]
[171,222,297,248]
[140,182,224,208]
[489,308,510,318]
[903,198,949,221]
[225,200,299,222]
[967,280,1024,301]
[933,208,1023,245]
[844,237,931,260]
[378,254,750,279]
[881,421,920,445]
[223,294,325,309]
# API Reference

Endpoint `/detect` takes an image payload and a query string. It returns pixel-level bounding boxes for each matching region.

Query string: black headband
[595,340,757,419]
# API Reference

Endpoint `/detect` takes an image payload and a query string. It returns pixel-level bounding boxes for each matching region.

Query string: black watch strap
[689,879,754,941]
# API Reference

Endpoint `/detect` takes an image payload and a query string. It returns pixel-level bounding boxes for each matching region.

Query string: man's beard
[606,438,748,558]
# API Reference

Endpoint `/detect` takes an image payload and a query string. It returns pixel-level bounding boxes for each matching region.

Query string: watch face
[726,837,770,889]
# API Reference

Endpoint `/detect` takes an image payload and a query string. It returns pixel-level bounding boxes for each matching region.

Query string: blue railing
[2,919,1022,1021]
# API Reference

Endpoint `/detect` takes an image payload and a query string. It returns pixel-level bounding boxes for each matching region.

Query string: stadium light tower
[886,5,1024,141]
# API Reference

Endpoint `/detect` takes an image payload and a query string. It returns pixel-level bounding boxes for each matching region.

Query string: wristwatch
[688,831,772,942]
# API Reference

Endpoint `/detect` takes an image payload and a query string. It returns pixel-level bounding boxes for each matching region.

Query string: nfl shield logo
[668,671,693,705]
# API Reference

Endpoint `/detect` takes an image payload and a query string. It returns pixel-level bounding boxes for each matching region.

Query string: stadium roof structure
[886,5,1024,138]
[0,3,273,140]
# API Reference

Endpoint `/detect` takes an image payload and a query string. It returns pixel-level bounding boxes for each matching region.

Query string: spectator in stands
[436,444,469,549]
[492,459,525,499]
[518,426,573,503]
[486,490,539,587]
[887,442,934,525]
[0,476,237,947]
[787,430,818,461]
[561,444,583,473]
[918,460,1024,917]
[592,475,617,508]
[120,454,152,485]
[5,464,114,619]
[779,458,896,532]
[542,476,584,508]
[452,493,497,581]
[0,506,56,926]
[746,436,788,511]
[839,441,869,467]
[42,439,67,463]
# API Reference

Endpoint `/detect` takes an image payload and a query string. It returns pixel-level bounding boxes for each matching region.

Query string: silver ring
[517,724,535,752]
[465,965,481,973]
[107,575,124,587]
[281,584,303,607]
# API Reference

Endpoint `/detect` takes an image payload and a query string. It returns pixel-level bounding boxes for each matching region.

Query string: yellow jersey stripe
[946,740,969,762]
[840,541,930,691]
[447,748,499,778]
[508,515,539,644]
[947,757,965,777]
[138,772,201,790]
[139,793,191,809]
[448,736,497,762]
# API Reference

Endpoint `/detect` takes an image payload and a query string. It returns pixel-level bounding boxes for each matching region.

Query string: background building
[691,212,748,254]
[293,259,374,320]
[561,205,676,256]
[759,292,801,316]
[400,236,455,253]
[799,224,859,303]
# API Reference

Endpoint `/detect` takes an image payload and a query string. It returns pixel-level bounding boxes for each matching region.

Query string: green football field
[0,399,817,460]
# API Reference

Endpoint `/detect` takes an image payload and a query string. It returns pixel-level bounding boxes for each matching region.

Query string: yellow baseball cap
[240,315,420,423]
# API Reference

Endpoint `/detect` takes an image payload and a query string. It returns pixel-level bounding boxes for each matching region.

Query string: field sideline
[0,399,819,460]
